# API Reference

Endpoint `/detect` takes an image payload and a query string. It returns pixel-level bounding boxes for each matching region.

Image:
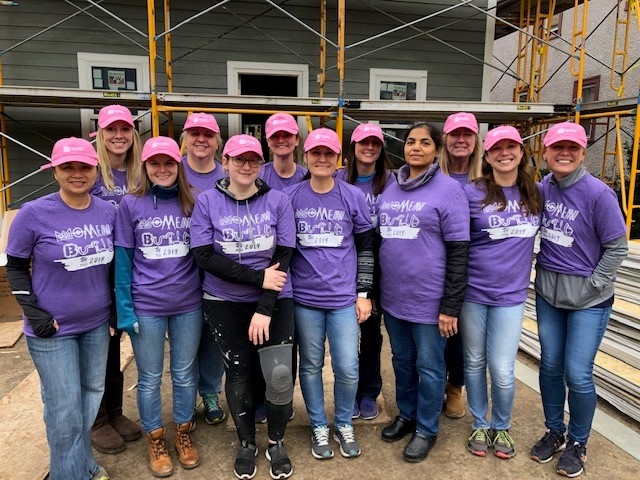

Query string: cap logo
[63,145,86,153]
[455,116,469,123]
[557,127,577,134]
[107,108,124,115]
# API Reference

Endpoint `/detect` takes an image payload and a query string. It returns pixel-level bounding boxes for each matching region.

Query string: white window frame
[77,52,151,139]
[369,68,428,130]
[227,61,309,136]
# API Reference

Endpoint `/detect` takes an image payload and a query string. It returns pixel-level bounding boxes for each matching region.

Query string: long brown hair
[478,146,542,215]
[95,128,142,192]
[131,159,195,216]
[344,140,393,195]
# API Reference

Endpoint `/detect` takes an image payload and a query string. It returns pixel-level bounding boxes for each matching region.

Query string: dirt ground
[2,329,640,480]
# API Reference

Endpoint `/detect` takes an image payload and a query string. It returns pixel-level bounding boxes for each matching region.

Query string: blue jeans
[383,311,446,436]
[295,303,359,427]
[197,314,225,396]
[536,295,610,444]
[27,323,109,480]
[131,308,203,433]
[460,300,524,430]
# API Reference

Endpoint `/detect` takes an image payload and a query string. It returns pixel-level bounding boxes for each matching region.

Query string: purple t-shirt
[7,193,116,336]
[538,173,627,276]
[183,156,226,194]
[284,179,373,309]
[190,188,296,302]
[115,194,202,316]
[91,169,128,207]
[450,172,469,185]
[464,182,541,306]
[378,171,470,324]
[335,169,397,228]
[259,162,307,191]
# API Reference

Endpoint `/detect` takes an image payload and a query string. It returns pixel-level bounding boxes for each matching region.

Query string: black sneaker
[265,441,293,479]
[557,441,587,478]
[234,441,258,479]
[530,430,566,463]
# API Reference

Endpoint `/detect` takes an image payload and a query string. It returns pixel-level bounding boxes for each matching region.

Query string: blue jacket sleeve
[115,246,138,335]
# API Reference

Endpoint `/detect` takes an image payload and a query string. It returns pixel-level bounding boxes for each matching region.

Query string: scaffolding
[0,0,638,235]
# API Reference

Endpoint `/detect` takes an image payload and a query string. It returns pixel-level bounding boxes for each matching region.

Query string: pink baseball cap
[97,105,134,129]
[304,128,341,154]
[351,123,384,143]
[484,126,523,151]
[42,137,98,169]
[183,112,220,134]
[265,113,299,138]
[443,112,479,134]
[141,136,182,162]
[543,122,587,148]
[222,135,264,160]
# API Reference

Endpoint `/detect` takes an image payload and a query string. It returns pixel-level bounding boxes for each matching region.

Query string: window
[549,13,562,38]
[573,76,600,144]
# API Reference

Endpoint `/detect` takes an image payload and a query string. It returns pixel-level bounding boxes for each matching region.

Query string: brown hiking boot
[110,414,142,442]
[92,422,126,454]
[147,427,173,478]
[174,422,200,469]
[445,383,465,418]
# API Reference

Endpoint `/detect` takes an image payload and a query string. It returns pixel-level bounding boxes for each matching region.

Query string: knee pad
[259,344,294,406]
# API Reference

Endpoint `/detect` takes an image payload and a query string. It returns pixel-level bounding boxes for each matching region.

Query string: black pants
[94,330,124,427]
[445,333,465,388]
[205,298,294,443]
[357,309,383,400]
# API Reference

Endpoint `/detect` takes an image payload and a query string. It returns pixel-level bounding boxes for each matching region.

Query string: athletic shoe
[265,440,293,479]
[333,424,361,458]
[556,441,587,478]
[202,393,226,425]
[359,397,378,420]
[467,428,490,457]
[234,441,258,480]
[311,425,334,460]
[530,430,567,463]
[91,466,109,480]
[492,429,516,459]
[255,403,267,424]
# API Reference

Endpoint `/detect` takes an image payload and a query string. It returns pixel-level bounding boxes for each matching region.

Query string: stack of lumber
[521,241,640,422]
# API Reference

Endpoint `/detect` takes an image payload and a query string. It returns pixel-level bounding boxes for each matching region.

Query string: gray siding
[0,0,488,201]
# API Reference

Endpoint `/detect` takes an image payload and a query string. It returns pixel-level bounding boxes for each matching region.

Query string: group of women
[5,104,627,480]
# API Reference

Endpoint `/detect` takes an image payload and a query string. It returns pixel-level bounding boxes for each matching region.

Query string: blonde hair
[95,128,142,191]
[179,129,223,163]
[439,131,483,181]
[131,159,195,216]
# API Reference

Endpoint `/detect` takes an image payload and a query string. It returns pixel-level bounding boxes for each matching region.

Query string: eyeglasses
[230,157,265,168]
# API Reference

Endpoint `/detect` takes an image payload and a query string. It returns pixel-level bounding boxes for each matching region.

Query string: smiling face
[223,152,263,189]
[404,126,438,177]
[354,136,382,167]
[144,155,179,188]
[445,127,476,163]
[267,130,300,159]
[102,120,134,163]
[544,140,586,179]
[54,161,98,197]
[304,146,339,179]
[185,127,219,161]
[484,139,523,177]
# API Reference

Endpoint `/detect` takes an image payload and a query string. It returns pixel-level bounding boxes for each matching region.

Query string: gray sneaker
[492,429,516,459]
[467,428,490,457]
[311,425,334,460]
[333,424,361,458]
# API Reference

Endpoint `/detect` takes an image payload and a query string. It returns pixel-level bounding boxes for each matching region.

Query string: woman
[115,136,201,477]
[90,104,143,455]
[460,126,542,459]
[377,122,469,463]
[190,134,296,480]
[6,137,116,480]
[284,128,375,461]
[336,123,396,421]
[438,111,483,418]
[261,112,307,191]
[181,112,227,427]
[530,122,627,478]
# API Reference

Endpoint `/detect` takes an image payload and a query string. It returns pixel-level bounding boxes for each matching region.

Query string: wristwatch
[357,292,371,299]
